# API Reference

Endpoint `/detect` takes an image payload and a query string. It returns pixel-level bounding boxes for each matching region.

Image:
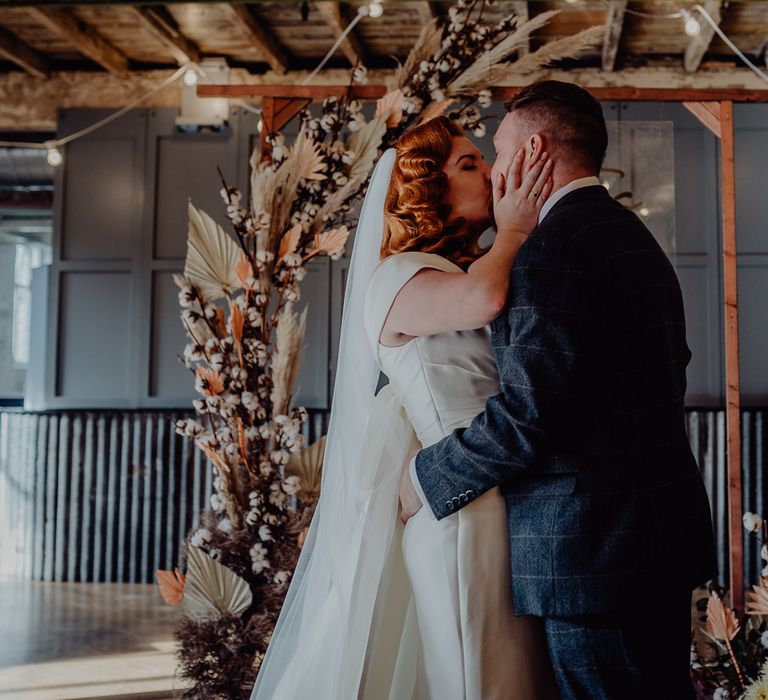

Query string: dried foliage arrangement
[154,2,602,697]
[691,512,768,699]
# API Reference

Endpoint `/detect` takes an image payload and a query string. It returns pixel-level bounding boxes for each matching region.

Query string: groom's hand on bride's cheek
[399,451,423,524]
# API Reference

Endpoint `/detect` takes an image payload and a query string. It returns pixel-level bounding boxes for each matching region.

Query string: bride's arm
[381,151,553,345]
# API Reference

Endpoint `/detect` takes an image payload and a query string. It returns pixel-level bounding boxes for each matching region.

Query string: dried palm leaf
[185,202,243,302]
[376,89,404,128]
[747,578,768,615]
[447,11,557,96]
[198,441,230,475]
[182,546,252,621]
[420,99,455,124]
[502,25,605,77]
[235,252,255,290]
[214,307,226,337]
[196,366,225,396]
[228,299,244,343]
[310,226,350,259]
[155,567,185,605]
[271,303,307,416]
[278,224,302,264]
[388,18,442,91]
[286,435,326,499]
[706,591,740,641]
[292,132,327,182]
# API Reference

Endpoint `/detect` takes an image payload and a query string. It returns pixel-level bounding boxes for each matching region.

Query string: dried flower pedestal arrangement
[692,513,768,699]
[152,3,601,696]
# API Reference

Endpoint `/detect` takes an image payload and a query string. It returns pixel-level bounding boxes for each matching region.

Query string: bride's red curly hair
[381,116,485,269]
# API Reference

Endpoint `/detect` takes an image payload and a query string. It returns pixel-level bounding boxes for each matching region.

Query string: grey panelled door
[50,107,334,410]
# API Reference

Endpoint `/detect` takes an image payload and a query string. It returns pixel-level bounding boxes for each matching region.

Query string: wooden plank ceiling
[0,1,766,79]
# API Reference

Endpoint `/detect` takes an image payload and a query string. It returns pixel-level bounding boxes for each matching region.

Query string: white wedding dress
[363,251,558,700]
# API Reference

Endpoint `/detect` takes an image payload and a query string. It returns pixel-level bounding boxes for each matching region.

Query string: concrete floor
[0,581,189,700]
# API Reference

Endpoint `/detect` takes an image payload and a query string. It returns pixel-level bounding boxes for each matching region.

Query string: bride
[251,116,558,700]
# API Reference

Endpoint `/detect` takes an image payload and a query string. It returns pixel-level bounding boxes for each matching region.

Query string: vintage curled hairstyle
[381,116,485,269]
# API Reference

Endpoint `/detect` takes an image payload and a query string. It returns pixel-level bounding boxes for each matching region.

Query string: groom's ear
[528,134,545,164]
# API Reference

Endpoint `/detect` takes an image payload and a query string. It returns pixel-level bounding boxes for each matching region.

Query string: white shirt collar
[538,176,602,224]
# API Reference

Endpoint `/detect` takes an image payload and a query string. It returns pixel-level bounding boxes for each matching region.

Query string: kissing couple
[251,80,717,700]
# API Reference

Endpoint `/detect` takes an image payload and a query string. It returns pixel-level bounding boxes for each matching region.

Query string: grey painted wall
[39,102,768,410]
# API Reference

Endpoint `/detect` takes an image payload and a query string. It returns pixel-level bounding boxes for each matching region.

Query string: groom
[399,80,717,699]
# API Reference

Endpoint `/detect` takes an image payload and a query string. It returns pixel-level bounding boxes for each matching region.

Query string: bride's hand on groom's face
[492,149,553,239]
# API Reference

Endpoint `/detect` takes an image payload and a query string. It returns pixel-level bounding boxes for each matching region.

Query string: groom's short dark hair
[504,80,608,172]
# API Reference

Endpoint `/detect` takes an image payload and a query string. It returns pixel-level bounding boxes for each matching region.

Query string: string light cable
[0,2,385,161]
[0,1,764,158]
[692,3,768,87]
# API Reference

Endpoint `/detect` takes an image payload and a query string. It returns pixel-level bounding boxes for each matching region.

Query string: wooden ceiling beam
[0,26,49,78]
[26,6,129,76]
[510,2,529,57]
[601,0,626,71]
[684,0,722,73]
[315,2,366,68]
[223,3,287,74]
[127,5,200,66]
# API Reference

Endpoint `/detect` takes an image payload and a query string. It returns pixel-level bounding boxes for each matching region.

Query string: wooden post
[720,100,744,613]
[258,96,311,163]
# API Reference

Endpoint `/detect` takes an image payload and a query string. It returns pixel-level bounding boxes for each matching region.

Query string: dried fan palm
[182,546,253,622]
[292,130,327,182]
[196,366,225,396]
[376,89,404,128]
[307,226,350,261]
[271,303,307,416]
[266,130,326,246]
[286,436,326,500]
[747,579,768,616]
[420,99,455,124]
[155,567,185,605]
[235,252,255,290]
[706,592,740,641]
[705,592,747,690]
[503,25,605,77]
[278,224,302,265]
[185,203,243,302]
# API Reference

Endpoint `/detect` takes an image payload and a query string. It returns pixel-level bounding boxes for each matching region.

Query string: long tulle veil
[251,148,419,699]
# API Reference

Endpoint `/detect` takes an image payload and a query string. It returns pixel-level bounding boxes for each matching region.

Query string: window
[12,243,51,367]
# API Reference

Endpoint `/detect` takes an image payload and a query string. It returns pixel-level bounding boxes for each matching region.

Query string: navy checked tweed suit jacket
[414,184,717,617]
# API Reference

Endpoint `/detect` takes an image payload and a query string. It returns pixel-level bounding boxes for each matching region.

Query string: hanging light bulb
[183,68,198,87]
[46,146,63,167]
[639,207,650,217]
[682,9,701,36]
[358,2,383,18]
[565,0,579,4]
